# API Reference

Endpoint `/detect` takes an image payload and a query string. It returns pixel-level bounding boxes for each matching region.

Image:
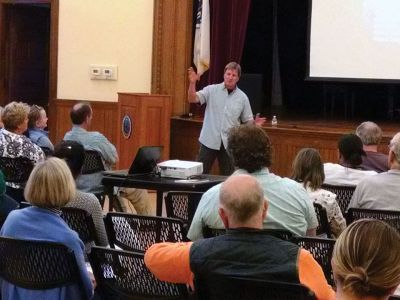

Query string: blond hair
[24,157,76,208]
[219,174,265,224]
[333,219,400,298]
[2,101,30,131]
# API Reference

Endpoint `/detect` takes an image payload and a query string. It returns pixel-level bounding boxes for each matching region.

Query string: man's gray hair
[389,132,400,162]
[356,121,382,145]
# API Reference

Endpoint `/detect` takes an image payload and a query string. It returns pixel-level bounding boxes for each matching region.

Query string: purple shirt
[361,151,389,173]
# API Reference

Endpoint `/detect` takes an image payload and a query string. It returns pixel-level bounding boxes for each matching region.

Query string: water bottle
[271,115,278,127]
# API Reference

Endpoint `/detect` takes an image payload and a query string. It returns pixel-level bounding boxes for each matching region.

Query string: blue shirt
[28,128,54,151]
[187,168,318,240]
[64,126,118,193]
[197,83,253,150]
[0,207,93,300]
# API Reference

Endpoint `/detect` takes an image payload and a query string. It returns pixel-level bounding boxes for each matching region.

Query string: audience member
[292,148,346,238]
[145,174,334,299]
[324,134,377,186]
[188,124,317,240]
[0,170,19,225]
[187,62,265,175]
[64,102,151,215]
[332,219,400,300]
[27,104,54,153]
[0,157,93,299]
[0,102,45,202]
[356,121,388,172]
[53,140,109,248]
[349,132,400,210]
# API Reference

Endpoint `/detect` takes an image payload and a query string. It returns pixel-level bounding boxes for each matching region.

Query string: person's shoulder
[202,183,222,200]
[279,176,306,190]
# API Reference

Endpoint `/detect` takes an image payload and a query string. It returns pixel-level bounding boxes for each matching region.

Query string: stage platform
[170,116,396,177]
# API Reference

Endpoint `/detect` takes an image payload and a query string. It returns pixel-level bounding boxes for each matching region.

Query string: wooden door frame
[0,0,58,125]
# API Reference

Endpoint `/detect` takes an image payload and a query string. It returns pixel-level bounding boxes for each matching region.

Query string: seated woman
[53,140,109,249]
[332,219,400,300]
[324,134,377,186]
[27,104,54,154]
[0,157,93,299]
[0,102,45,202]
[292,148,346,238]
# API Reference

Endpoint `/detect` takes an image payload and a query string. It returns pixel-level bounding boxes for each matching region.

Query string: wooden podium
[117,93,171,169]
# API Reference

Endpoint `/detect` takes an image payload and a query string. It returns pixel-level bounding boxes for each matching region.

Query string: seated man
[187,124,317,240]
[349,132,400,210]
[145,174,335,300]
[64,102,151,215]
[356,121,388,172]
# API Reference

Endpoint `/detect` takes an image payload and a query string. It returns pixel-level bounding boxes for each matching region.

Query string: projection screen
[308,0,400,82]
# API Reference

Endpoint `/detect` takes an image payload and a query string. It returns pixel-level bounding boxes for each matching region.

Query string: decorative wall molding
[152,0,194,116]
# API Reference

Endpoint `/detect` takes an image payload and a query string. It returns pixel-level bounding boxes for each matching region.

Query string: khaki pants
[118,188,152,215]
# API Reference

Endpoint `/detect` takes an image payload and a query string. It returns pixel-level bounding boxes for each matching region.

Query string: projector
[157,160,203,179]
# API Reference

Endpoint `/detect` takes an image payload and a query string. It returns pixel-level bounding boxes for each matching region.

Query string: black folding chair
[313,203,332,238]
[60,207,100,246]
[165,191,203,235]
[291,236,336,287]
[195,275,316,300]
[81,150,107,206]
[89,246,188,300]
[81,150,105,175]
[321,184,356,216]
[0,156,35,202]
[347,208,400,233]
[105,212,185,252]
[0,236,88,299]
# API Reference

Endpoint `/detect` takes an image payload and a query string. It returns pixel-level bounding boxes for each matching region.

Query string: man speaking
[187,62,265,175]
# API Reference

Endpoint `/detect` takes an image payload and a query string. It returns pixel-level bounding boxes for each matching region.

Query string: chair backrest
[60,207,99,245]
[347,208,400,233]
[18,204,99,247]
[321,184,356,215]
[195,275,316,300]
[313,203,332,238]
[165,191,203,234]
[291,236,336,287]
[105,212,185,252]
[0,236,86,297]
[202,227,293,241]
[0,156,34,184]
[40,146,53,157]
[81,150,105,175]
[89,246,188,300]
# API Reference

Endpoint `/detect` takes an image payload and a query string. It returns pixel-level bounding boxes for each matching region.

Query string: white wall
[57,0,154,102]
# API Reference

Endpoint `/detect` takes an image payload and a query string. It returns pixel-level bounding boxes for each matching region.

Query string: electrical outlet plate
[89,65,118,80]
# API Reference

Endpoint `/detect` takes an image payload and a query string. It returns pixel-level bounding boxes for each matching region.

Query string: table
[102,172,227,215]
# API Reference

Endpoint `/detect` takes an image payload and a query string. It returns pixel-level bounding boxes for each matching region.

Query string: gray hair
[389,132,400,162]
[356,121,382,145]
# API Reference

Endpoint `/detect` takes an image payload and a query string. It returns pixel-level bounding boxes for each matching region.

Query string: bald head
[70,102,92,125]
[219,174,267,227]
